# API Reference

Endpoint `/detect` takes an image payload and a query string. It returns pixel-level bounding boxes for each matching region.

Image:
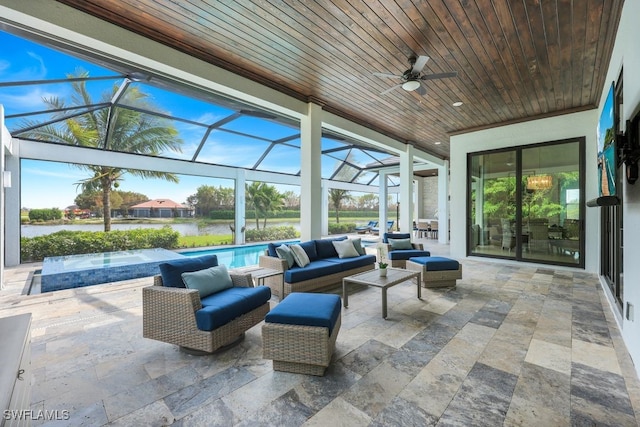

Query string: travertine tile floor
[1,242,639,426]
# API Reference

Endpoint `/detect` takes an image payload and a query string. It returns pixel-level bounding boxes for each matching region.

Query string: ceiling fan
[374,55,457,95]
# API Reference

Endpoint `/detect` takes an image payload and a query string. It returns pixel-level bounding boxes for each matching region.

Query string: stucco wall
[421,176,439,219]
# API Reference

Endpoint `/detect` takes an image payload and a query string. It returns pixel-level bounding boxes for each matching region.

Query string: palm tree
[20,71,182,231]
[260,184,284,229]
[246,181,267,230]
[328,188,351,223]
[245,182,284,229]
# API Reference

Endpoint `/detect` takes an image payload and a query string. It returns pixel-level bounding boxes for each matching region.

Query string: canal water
[21,221,302,238]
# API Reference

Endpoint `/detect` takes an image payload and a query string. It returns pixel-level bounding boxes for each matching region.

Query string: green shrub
[244,226,298,242]
[20,226,180,262]
[328,222,356,235]
[28,208,63,221]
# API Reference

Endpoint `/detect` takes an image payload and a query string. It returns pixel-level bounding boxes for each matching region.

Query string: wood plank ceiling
[54,0,624,160]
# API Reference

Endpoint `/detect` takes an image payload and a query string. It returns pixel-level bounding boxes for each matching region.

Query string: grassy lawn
[178,234,233,248]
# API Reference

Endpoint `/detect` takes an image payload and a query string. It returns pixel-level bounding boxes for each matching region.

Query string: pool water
[182,241,298,268]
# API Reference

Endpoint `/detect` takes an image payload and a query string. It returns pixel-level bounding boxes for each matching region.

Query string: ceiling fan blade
[373,72,399,79]
[420,71,458,81]
[415,85,427,96]
[380,84,402,95]
[411,55,430,74]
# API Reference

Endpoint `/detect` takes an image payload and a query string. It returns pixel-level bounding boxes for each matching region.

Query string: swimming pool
[40,248,185,292]
[181,241,298,268]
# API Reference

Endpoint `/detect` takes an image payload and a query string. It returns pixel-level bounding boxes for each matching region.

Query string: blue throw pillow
[388,238,413,250]
[159,255,218,288]
[290,244,310,267]
[275,244,295,268]
[350,238,366,255]
[267,243,279,257]
[298,240,318,261]
[315,236,347,258]
[181,265,233,298]
[383,232,411,244]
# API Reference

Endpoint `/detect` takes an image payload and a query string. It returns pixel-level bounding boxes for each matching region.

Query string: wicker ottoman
[406,256,462,288]
[262,292,341,376]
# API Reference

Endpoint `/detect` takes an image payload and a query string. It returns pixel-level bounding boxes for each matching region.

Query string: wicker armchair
[143,272,269,354]
[379,241,428,268]
[379,232,430,268]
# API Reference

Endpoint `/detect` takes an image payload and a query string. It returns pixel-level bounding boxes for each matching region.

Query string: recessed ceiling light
[452,101,463,107]
[434,141,442,145]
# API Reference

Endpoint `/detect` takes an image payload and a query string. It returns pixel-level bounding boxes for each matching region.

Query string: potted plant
[378,261,388,277]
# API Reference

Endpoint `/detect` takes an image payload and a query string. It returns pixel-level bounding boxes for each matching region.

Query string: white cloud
[22,166,85,180]
[26,51,47,76]
[0,87,60,110]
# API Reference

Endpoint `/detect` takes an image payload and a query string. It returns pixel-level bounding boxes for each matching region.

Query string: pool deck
[1,238,640,425]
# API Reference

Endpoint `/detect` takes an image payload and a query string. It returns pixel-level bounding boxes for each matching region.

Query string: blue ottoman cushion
[388,250,431,260]
[265,292,341,334]
[410,256,459,271]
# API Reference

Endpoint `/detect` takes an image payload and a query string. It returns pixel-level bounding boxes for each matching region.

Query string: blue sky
[0,30,387,208]
[20,159,237,209]
[0,30,300,208]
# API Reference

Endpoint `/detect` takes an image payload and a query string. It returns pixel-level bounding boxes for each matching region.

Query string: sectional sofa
[258,236,376,298]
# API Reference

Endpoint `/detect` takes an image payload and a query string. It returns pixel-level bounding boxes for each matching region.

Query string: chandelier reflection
[527,174,553,190]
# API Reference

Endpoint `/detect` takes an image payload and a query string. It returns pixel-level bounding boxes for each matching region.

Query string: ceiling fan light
[402,80,421,91]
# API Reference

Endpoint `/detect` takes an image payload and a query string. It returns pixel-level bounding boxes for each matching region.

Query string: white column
[300,102,323,241]
[399,144,414,233]
[321,181,329,236]
[438,160,450,243]
[416,178,425,219]
[378,171,388,232]
[234,168,246,245]
[4,153,19,267]
[0,108,5,286]
[2,107,21,270]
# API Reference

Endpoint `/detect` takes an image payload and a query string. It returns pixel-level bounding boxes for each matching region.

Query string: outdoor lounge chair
[143,255,271,354]
[355,220,377,234]
[372,220,394,235]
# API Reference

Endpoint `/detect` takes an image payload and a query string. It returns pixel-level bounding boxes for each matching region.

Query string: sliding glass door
[467,139,584,268]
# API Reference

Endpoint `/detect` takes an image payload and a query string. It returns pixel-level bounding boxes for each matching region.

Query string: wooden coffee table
[342,268,421,319]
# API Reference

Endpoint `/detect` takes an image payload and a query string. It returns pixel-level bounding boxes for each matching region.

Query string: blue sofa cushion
[159,255,218,288]
[265,292,341,335]
[314,236,347,259]
[196,285,271,331]
[299,240,319,261]
[284,260,343,283]
[267,243,279,257]
[324,255,376,271]
[382,232,411,243]
[410,256,459,271]
[388,250,431,260]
